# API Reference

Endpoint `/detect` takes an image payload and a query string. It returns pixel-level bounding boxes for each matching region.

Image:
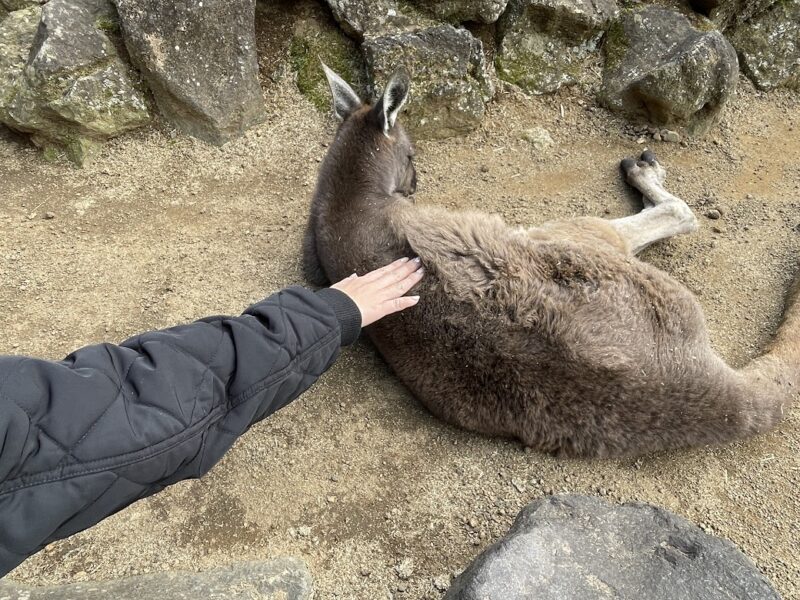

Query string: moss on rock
[289,5,366,112]
[495,0,618,95]
[0,0,150,165]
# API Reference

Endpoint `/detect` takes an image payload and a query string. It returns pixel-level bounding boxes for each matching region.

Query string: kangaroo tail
[735,273,800,435]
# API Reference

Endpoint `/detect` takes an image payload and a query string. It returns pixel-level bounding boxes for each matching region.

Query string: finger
[380,265,424,299]
[380,295,420,318]
[374,257,422,290]
[359,257,411,283]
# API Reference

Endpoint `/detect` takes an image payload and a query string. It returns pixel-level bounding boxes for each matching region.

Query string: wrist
[315,288,362,346]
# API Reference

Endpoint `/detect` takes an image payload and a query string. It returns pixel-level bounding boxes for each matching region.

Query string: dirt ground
[1,16,799,599]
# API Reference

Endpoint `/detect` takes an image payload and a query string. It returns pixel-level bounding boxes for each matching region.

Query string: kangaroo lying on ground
[303,65,798,458]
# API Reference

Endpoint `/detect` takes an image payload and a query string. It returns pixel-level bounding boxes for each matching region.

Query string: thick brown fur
[304,71,798,458]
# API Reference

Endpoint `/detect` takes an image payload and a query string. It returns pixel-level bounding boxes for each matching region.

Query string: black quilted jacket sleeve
[0,286,361,577]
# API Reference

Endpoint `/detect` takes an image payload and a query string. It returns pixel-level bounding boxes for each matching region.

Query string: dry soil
[1,19,799,600]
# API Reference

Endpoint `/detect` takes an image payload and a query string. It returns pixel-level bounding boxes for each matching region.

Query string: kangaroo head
[321,62,417,197]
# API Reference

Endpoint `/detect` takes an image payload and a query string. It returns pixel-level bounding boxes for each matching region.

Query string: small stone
[297,526,312,538]
[511,479,526,493]
[433,575,450,591]
[395,558,414,580]
[705,209,721,220]
[711,225,725,234]
[663,130,681,143]
[360,567,372,577]
[522,127,555,152]
[653,132,662,141]
[44,211,55,219]
[746,193,754,200]
[480,164,489,173]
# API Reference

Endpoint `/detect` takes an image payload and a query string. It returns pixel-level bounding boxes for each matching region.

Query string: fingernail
[349,273,357,279]
[412,257,421,263]
[399,257,410,263]
[416,267,425,275]
[410,295,420,303]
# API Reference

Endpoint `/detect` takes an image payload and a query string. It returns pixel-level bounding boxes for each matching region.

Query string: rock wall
[0,0,797,163]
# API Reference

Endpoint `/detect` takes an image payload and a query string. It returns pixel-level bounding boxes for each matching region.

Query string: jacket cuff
[315,288,362,346]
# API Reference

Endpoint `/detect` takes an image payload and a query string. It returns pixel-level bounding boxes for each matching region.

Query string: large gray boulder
[730,0,800,91]
[0,0,150,164]
[322,0,434,40]
[0,559,313,600]
[411,0,510,23]
[363,24,494,138]
[689,0,777,30]
[113,0,266,144]
[445,495,779,600]
[496,0,619,95]
[599,7,738,136]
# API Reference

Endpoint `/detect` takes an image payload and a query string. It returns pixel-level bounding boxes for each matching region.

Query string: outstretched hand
[331,257,424,327]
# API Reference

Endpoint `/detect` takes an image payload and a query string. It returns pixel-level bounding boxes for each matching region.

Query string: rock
[363,24,494,139]
[444,495,779,600]
[411,0,510,23]
[706,208,722,219]
[689,0,777,30]
[522,126,554,151]
[496,0,618,95]
[289,2,366,112]
[322,0,434,40]
[730,0,800,91]
[662,129,681,143]
[0,0,42,11]
[0,1,150,164]
[395,558,415,580]
[433,575,451,591]
[0,559,314,599]
[113,0,266,144]
[599,7,739,136]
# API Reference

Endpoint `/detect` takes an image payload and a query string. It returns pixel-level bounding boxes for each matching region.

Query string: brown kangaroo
[303,64,798,458]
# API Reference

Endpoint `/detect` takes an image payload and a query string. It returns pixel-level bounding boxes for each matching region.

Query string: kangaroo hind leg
[612,151,698,255]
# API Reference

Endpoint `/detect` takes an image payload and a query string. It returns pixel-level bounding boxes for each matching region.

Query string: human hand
[331,257,424,327]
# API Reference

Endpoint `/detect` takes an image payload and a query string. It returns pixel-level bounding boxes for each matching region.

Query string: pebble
[44,212,55,219]
[662,130,681,143]
[511,479,526,493]
[297,525,312,538]
[395,558,414,580]
[521,127,554,152]
[433,575,450,591]
[705,209,721,220]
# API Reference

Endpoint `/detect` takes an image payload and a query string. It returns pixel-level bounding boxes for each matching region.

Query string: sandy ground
[1,13,799,599]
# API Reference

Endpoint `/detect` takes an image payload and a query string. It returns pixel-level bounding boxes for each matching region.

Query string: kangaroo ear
[377,69,410,135]
[321,60,362,121]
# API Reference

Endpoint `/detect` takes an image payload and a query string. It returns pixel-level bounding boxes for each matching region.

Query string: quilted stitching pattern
[0,287,342,575]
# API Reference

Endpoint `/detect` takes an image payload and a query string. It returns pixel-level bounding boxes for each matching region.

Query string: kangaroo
[303,64,798,458]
